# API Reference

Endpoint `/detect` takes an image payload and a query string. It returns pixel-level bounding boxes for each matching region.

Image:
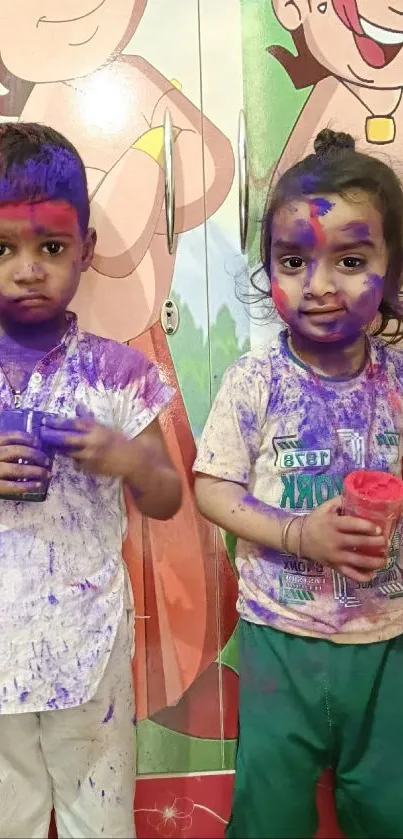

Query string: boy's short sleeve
[104,344,174,438]
[194,354,270,485]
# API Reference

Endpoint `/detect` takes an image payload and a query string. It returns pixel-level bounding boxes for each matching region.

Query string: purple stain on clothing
[132,715,137,727]
[48,543,55,576]
[19,690,29,704]
[48,593,59,606]
[102,701,115,724]
[89,777,95,789]
[71,580,98,592]
[55,684,69,702]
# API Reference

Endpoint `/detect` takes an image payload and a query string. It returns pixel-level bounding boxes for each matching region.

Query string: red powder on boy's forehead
[0,201,79,235]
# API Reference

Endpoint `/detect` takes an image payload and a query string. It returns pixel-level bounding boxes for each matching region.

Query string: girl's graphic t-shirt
[194,330,403,643]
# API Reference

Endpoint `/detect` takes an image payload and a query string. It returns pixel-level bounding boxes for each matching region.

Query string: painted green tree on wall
[169,292,249,438]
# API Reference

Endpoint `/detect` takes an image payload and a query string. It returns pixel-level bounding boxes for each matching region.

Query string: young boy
[0,122,182,838]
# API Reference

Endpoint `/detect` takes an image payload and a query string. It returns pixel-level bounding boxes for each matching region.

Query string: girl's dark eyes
[340,256,364,270]
[0,244,10,258]
[281,256,304,270]
[279,255,365,271]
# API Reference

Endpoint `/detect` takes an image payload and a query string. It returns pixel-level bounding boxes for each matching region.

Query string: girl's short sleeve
[194,354,270,484]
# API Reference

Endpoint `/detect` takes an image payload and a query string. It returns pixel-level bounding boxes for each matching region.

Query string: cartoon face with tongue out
[271,1,403,152]
[332,0,403,73]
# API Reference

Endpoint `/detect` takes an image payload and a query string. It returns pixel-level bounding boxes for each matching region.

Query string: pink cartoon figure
[270,1,403,174]
[0,0,238,732]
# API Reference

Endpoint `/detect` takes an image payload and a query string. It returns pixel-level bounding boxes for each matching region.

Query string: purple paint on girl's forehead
[0,144,88,235]
[292,218,316,249]
[342,221,370,239]
[309,197,334,217]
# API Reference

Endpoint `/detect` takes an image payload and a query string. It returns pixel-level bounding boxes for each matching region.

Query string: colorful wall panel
[1,0,399,836]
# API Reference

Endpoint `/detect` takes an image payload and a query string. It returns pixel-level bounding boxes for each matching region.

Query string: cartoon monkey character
[270,1,403,176]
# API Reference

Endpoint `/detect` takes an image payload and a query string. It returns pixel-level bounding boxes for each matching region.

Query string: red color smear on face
[271,278,289,320]
[309,201,326,247]
[0,201,79,236]
[344,470,403,503]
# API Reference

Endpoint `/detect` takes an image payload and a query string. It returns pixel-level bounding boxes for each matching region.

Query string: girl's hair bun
[314,128,355,157]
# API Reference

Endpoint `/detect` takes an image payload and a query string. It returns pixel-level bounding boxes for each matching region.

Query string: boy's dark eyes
[0,242,65,258]
[44,242,64,256]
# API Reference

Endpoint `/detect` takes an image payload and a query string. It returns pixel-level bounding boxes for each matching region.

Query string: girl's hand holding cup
[288,470,403,583]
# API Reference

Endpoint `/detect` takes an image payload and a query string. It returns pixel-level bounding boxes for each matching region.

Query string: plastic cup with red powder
[343,470,403,558]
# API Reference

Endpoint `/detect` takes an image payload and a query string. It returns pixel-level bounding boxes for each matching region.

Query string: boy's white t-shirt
[195,330,403,644]
[0,313,173,714]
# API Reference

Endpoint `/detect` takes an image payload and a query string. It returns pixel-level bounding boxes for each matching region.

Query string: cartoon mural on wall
[269,1,403,176]
[0,0,240,796]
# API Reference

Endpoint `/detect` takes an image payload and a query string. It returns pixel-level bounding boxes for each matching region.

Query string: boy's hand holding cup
[0,409,54,501]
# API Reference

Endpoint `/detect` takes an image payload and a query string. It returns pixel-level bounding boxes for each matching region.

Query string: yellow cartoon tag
[365,116,396,145]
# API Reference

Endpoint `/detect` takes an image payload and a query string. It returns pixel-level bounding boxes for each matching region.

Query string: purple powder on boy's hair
[0,123,89,235]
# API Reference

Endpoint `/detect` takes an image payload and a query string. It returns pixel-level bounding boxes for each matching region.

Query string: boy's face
[0,201,96,325]
[270,191,388,344]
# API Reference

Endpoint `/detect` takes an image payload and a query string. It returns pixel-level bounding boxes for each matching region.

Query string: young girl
[194,128,403,839]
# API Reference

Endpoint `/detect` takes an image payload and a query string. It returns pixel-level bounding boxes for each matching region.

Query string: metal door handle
[238,109,249,254]
[163,108,175,254]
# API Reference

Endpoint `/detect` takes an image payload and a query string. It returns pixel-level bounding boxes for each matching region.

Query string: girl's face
[270,191,388,345]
